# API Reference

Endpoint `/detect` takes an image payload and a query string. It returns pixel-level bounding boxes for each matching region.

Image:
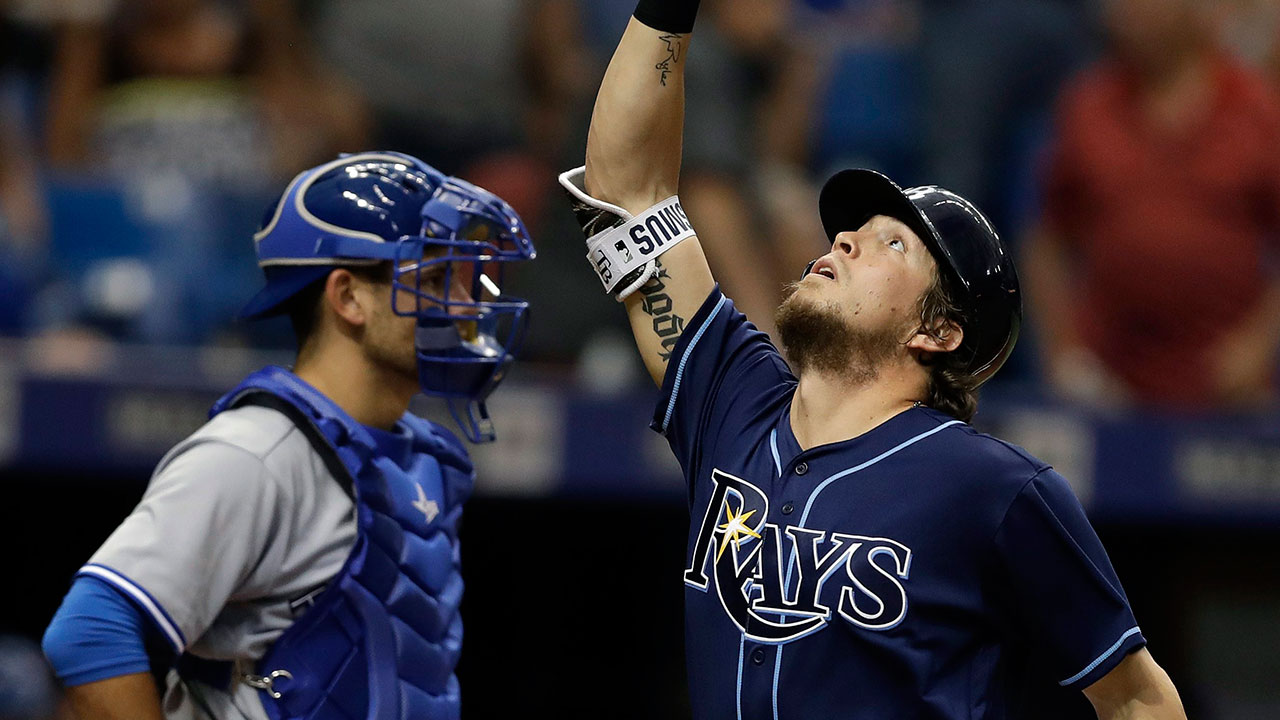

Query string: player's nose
[449,276,471,305]
[447,275,481,314]
[833,231,862,260]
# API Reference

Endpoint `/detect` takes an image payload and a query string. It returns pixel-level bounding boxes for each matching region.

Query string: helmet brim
[239,266,333,319]
[818,169,958,289]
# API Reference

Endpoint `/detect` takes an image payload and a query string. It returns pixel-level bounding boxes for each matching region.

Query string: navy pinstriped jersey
[650,287,1146,720]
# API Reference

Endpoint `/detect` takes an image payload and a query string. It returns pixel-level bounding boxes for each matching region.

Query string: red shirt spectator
[1036,53,1280,410]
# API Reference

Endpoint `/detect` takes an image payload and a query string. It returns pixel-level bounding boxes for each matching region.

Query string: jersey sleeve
[78,439,289,656]
[991,468,1146,690]
[650,285,793,475]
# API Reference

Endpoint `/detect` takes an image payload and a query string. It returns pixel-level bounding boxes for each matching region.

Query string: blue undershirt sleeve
[42,575,161,686]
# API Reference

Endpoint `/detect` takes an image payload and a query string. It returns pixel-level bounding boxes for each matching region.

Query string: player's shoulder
[188,403,305,458]
[923,409,1050,489]
[156,404,317,485]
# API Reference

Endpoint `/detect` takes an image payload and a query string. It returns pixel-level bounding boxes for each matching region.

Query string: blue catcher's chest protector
[208,366,474,720]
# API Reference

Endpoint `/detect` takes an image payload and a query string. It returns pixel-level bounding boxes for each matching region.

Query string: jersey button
[781,501,794,515]
[795,462,808,475]
[750,647,767,665]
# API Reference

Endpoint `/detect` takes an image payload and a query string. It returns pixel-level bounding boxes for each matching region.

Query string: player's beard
[775,284,906,384]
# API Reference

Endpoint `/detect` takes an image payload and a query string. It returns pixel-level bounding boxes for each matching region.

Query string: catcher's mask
[243,151,537,442]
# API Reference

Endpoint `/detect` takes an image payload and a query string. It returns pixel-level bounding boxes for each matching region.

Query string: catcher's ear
[322,269,373,329]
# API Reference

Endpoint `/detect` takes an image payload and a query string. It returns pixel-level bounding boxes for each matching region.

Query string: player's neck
[294,345,415,431]
[790,366,922,450]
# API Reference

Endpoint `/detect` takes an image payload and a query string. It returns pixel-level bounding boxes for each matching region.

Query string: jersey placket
[736,429,822,720]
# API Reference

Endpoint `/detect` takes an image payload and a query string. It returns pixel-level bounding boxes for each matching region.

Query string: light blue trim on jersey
[1059,626,1142,686]
[769,429,781,477]
[764,418,788,720]
[735,634,746,720]
[796,420,963,528]
[775,419,964,602]
[770,418,964,714]
[77,563,187,653]
[771,649,784,720]
[766,429,782,719]
[661,294,728,433]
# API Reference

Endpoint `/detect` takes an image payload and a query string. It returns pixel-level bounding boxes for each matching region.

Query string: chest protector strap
[208,366,475,720]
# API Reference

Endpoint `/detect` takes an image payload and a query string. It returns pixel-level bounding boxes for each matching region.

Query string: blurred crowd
[0,0,1278,416]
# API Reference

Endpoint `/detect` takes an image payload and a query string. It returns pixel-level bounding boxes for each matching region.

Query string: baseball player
[558,3,1187,718]
[42,151,536,720]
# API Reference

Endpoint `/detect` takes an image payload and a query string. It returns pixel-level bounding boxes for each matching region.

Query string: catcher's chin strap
[448,397,495,444]
[558,166,697,301]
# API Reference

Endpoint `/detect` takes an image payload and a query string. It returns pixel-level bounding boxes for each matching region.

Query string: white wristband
[559,166,697,300]
[586,196,695,296]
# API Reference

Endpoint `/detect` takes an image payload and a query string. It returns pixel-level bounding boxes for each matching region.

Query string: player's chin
[396,351,419,382]
[377,342,419,385]
[785,274,822,298]
[789,275,841,306]
[778,283,830,325]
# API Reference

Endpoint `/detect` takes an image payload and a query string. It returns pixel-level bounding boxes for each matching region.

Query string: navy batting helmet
[816,169,1021,386]
[245,151,537,442]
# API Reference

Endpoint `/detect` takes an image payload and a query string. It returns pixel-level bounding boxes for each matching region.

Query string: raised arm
[576,7,716,385]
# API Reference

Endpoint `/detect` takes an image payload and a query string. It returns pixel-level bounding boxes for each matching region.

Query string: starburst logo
[684,469,915,642]
[716,504,761,561]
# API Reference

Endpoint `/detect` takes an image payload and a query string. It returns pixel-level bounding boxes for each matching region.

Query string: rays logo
[684,469,913,643]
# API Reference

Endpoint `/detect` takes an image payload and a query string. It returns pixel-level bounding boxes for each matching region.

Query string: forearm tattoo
[655,34,684,86]
[638,263,686,362]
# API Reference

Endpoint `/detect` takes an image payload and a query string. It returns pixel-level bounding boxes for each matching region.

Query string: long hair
[916,270,980,423]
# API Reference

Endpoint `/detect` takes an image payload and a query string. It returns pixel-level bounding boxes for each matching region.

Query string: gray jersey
[84,405,357,720]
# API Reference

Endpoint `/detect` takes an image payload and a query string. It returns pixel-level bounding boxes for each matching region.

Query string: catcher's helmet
[816,169,1021,386]
[244,151,537,442]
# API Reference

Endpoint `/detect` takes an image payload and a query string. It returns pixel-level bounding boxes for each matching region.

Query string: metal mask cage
[390,176,536,443]
[390,237,530,322]
[389,176,535,320]
[394,232,532,398]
